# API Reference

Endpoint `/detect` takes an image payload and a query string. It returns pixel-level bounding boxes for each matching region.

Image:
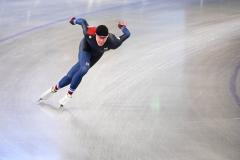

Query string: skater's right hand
[69,17,76,25]
[118,20,127,29]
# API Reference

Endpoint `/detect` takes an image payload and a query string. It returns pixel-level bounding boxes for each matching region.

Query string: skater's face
[96,34,108,46]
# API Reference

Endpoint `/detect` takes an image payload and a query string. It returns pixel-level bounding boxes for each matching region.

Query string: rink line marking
[0,1,140,43]
[230,62,240,108]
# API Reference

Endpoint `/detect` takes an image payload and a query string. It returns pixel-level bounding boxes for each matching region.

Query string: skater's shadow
[38,101,123,155]
[38,101,64,116]
[37,101,77,120]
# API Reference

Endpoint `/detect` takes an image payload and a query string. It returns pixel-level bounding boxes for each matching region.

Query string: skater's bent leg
[58,76,71,88]
[57,62,80,89]
[69,51,91,94]
[58,40,88,89]
[70,64,90,90]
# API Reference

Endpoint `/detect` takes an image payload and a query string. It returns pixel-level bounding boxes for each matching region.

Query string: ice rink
[0,0,240,159]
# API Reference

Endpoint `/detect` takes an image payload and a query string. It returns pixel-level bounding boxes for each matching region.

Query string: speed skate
[38,87,72,108]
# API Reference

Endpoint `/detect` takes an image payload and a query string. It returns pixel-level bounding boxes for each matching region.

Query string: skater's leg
[59,51,91,107]
[56,39,87,90]
[69,51,91,93]
[57,62,80,89]
[66,51,101,92]
[58,40,91,107]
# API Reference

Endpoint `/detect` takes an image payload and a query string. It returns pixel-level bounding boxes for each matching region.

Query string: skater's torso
[76,18,130,63]
[80,33,123,58]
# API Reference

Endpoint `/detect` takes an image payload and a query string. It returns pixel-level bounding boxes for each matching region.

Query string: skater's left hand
[118,20,127,29]
[69,17,76,25]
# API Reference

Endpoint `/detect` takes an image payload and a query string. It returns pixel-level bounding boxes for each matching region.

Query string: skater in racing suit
[39,17,131,107]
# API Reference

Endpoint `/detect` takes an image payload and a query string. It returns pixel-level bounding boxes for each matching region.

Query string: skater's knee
[81,66,89,75]
[80,62,90,74]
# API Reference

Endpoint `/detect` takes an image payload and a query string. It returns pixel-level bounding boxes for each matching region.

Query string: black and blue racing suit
[58,18,131,92]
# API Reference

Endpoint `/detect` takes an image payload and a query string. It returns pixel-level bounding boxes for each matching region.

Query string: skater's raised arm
[119,27,131,43]
[69,17,89,35]
[109,21,131,49]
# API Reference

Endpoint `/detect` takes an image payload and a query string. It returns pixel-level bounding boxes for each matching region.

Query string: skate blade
[37,98,44,103]
[59,105,64,111]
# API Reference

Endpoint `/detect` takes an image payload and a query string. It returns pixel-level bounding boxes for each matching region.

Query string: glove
[69,17,76,25]
[118,20,127,29]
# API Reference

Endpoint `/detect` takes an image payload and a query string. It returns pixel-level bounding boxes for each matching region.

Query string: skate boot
[59,93,72,107]
[39,86,57,101]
